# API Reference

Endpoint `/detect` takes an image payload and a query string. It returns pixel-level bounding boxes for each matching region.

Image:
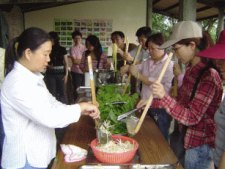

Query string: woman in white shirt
[0,27,100,169]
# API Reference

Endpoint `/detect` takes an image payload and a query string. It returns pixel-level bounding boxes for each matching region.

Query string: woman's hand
[122,52,134,62]
[117,48,124,56]
[63,74,68,84]
[129,65,139,78]
[151,81,166,99]
[120,65,129,76]
[79,102,100,119]
[136,99,147,109]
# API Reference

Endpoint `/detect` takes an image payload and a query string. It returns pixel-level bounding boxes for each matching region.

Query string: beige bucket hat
[160,20,203,49]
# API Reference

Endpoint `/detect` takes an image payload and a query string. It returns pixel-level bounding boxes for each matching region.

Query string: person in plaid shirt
[139,21,223,169]
[198,29,225,169]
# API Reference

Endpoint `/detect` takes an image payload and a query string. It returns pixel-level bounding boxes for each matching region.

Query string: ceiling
[0,0,224,21]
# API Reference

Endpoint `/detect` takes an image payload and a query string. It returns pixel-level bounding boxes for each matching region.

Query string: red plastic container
[90,135,139,164]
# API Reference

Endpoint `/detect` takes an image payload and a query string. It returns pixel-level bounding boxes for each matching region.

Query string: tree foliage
[152,13,177,39]
[200,19,218,42]
[152,13,218,42]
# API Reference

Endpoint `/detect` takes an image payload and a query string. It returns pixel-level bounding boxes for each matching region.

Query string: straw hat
[198,30,225,59]
[160,20,202,49]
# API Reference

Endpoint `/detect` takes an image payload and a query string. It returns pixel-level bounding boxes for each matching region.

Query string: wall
[24,0,147,53]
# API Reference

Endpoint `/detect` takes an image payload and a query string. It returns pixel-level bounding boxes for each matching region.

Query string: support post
[217,7,225,38]
[146,0,153,28]
[179,0,196,21]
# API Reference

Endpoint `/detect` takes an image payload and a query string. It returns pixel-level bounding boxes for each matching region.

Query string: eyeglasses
[172,45,184,52]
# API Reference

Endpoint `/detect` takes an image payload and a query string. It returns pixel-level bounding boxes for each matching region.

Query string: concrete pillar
[146,0,153,28]
[217,7,224,38]
[3,5,24,40]
[179,0,196,21]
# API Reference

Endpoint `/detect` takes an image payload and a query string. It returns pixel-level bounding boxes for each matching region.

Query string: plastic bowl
[90,135,139,164]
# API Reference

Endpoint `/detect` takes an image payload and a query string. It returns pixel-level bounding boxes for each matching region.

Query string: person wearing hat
[198,29,225,169]
[138,21,223,169]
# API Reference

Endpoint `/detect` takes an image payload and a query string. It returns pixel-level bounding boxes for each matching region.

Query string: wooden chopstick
[87,55,99,127]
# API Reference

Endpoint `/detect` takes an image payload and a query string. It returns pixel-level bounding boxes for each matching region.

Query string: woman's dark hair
[111,31,125,40]
[49,31,59,45]
[85,35,102,67]
[72,30,82,39]
[5,27,50,75]
[136,26,152,38]
[145,33,165,47]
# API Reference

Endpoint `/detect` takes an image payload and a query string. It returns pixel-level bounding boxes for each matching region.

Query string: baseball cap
[198,30,225,59]
[160,20,203,49]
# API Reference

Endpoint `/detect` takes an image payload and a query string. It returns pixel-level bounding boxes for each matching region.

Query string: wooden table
[51,116,183,169]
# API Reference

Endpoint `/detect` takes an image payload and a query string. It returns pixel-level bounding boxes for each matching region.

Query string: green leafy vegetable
[97,84,139,134]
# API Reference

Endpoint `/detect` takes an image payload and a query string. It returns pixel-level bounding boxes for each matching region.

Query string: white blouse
[0,62,81,168]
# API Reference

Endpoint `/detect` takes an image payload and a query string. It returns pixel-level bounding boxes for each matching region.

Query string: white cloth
[0,47,5,89]
[60,144,87,163]
[0,62,81,168]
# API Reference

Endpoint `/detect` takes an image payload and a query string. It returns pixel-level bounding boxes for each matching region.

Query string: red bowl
[90,135,139,164]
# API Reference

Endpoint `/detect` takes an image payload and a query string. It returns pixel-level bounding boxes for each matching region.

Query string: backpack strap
[190,66,210,101]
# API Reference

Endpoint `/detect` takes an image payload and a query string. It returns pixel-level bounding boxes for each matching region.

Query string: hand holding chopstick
[87,56,101,127]
[122,44,142,95]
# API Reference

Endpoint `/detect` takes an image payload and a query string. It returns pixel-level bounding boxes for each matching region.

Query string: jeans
[148,108,171,141]
[185,144,213,169]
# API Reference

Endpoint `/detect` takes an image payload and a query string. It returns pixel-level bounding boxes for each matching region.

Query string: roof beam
[197,5,212,12]
[0,0,98,4]
[158,2,179,12]
[198,0,225,8]
[153,8,178,19]
[197,14,219,21]
[153,0,161,5]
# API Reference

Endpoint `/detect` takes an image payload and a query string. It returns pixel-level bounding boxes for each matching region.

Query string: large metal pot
[95,69,116,85]
[84,72,97,87]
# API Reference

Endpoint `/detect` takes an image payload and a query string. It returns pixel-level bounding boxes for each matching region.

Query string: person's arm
[120,65,130,76]
[151,70,222,126]
[117,48,134,62]
[63,54,69,84]
[128,65,152,85]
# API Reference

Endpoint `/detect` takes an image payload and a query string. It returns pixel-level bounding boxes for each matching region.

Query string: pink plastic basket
[90,135,139,164]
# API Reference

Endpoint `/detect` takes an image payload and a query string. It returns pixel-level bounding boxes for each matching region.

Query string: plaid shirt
[156,61,223,149]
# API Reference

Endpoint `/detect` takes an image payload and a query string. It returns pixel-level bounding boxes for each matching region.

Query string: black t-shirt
[49,44,67,66]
